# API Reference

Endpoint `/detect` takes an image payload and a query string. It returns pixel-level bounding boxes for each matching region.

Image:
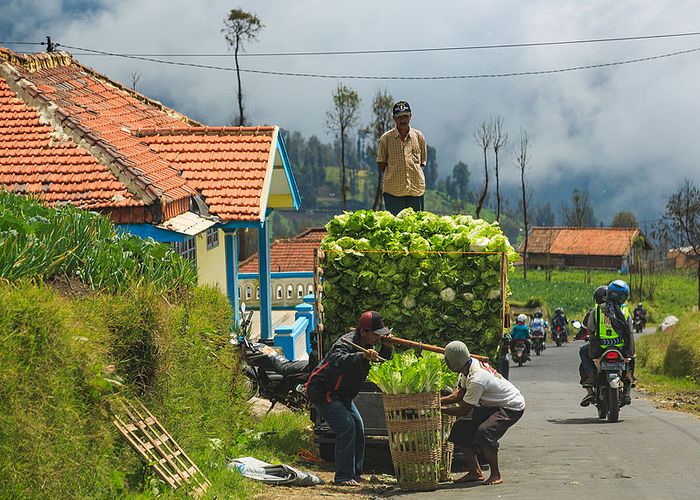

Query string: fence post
[295,302,314,354]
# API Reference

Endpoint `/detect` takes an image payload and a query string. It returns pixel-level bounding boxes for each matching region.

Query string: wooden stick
[341,338,387,362]
[383,335,490,362]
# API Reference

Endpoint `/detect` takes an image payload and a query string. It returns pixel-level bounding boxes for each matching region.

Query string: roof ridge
[0,47,73,72]
[133,125,276,137]
[0,60,182,208]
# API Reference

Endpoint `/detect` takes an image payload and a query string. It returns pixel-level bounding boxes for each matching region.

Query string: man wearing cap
[306,311,393,485]
[440,341,525,486]
[376,100,428,215]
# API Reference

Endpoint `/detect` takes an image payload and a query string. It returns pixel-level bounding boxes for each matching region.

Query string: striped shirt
[377,127,427,197]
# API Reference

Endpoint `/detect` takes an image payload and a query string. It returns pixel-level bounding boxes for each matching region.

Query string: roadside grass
[635,311,700,417]
[0,280,313,498]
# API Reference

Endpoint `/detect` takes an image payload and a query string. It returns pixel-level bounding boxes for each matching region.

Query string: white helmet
[517,314,528,323]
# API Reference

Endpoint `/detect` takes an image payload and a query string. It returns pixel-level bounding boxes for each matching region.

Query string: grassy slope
[0,281,313,498]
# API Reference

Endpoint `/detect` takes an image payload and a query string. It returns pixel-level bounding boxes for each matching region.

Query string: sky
[2,0,700,227]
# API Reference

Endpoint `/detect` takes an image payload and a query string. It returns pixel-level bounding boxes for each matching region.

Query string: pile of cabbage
[368,350,457,395]
[320,209,519,356]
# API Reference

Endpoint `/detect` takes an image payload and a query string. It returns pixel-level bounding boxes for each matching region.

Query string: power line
[55,43,700,80]
[4,30,700,57]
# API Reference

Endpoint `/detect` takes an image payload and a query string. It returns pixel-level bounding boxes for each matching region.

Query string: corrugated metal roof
[157,211,217,236]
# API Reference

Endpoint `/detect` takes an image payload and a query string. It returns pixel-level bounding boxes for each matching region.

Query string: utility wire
[55,43,700,80]
[10,30,700,57]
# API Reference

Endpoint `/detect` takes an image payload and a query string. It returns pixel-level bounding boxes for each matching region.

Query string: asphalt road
[405,335,700,500]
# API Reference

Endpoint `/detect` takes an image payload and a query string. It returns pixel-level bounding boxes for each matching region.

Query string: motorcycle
[553,325,568,346]
[633,315,644,333]
[572,320,631,423]
[232,304,311,412]
[531,329,545,355]
[511,339,527,367]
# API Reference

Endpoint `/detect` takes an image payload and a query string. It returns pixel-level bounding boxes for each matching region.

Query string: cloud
[3,0,700,223]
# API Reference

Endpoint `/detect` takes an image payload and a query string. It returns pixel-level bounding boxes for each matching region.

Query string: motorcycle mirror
[241,302,246,313]
[572,320,582,329]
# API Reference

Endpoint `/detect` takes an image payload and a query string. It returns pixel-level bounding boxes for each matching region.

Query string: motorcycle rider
[578,285,607,406]
[633,302,647,328]
[306,311,393,485]
[579,280,635,407]
[551,307,569,343]
[510,314,531,361]
[530,311,548,350]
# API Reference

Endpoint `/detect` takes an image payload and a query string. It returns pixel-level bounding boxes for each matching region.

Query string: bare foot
[454,472,485,483]
[484,476,503,485]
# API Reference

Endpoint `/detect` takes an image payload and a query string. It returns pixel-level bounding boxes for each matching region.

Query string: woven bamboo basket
[383,392,442,491]
[439,414,456,482]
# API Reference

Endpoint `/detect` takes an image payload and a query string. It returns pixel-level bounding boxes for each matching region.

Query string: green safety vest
[596,303,629,348]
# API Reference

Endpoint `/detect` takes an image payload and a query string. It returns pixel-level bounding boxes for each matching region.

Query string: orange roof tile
[139,127,276,222]
[239,228,327,273]
[520,227,644,256]
[1,47,292,224]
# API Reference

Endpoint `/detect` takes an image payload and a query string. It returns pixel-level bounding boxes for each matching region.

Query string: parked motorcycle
[531,330,545,355]
[572,320,631,423]
[553,325,568,346]
[511,339,528,367]
[232,304,311,411]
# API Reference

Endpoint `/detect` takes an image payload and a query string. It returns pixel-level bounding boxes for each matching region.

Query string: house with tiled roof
[0,47,301,338]
[518,227,652,272]
[238,227,327,308]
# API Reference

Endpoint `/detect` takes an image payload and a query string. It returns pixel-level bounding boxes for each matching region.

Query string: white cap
[444,341,471,371]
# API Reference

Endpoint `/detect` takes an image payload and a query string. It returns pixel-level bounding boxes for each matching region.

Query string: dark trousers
[383,192,424,215]
[579,343,596,384]
[313,400,364,482]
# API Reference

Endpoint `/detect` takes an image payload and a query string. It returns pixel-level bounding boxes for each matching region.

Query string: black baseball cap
[358,311,392,336]
[392,101,411,117]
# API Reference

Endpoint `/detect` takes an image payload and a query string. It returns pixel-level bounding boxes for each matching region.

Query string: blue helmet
[607,280,629,304]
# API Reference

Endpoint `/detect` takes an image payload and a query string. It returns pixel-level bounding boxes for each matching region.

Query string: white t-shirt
[458,360,525,411]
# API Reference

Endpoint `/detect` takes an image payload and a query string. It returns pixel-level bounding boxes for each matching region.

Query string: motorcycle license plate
[600,361,626,371]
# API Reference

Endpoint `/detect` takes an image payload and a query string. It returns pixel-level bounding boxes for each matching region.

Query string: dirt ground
[253,469,398,500]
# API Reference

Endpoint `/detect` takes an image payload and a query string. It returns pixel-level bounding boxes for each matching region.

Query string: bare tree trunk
[373,170,384,210]
[476,147,488,218]
[474,122,492,219]
[495,154,501,221]
[515,129,530,280]
[235,38,244,126]
[521,169,528,280]
[493,116,507,222]
[340,126,347,210]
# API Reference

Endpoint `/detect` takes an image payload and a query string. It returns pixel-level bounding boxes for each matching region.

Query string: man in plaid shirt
[376,101,428,215]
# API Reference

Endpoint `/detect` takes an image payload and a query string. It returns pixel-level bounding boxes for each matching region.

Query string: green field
[509,268,697,321]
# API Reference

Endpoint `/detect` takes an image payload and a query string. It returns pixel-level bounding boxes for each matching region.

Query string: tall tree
[474,121,493,218]
[514,129,531,279]
[663,179,700,308]
[492,116,508,221]
[326,83,361,210]
[223,9,263,126]
[612,211,639,228]
[368,88,393,210]
[534,202,555,226]
[452,161,471,203]
[562,189,597,227]
[425,145,439,190]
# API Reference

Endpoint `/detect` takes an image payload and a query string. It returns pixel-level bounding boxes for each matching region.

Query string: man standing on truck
[376,100,428,215]
[306,311,393,486]
[440,340,525,486]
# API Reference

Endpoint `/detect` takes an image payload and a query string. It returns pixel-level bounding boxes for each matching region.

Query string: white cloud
[3,0,700,222]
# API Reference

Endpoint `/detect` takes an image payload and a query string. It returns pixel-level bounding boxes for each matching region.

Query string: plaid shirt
[377,127,427,197]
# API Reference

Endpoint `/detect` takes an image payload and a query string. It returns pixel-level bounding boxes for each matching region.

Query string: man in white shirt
[441,341,525,486]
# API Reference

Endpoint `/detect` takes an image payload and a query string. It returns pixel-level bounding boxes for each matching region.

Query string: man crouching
[440,340,525,485]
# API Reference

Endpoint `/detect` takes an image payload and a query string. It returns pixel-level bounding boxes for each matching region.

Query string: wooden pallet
[110,396,211,498]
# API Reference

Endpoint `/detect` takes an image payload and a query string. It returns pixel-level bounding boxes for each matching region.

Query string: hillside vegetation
[0,193,311,498]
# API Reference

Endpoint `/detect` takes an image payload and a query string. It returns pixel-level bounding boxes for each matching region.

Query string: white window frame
[245,286,252,300]
[286,285,293,300]
[276,285,283,300]
[172,237,196,263]
[297,284,304,298]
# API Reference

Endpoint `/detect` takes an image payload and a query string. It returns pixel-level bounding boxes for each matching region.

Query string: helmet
[607,280,630,304]
[555,307,563,314]
[517,314,528,323]
[638,303,642,307]
[593,285,608,305]
[534,310,543,318]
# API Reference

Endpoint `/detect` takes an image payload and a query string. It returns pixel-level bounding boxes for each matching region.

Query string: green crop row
[0,192,196,294]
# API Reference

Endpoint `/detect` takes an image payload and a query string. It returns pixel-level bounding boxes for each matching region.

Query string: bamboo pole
[341,337,388,362]
[384,335,489,362]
